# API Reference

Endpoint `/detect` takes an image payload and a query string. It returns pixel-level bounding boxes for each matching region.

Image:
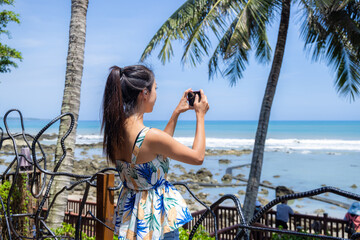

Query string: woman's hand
[193,89,209,116]
[175,88,193,114]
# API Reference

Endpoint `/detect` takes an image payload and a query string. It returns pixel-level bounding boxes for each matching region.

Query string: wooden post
[323,213,328,235]
[96,173,114,239]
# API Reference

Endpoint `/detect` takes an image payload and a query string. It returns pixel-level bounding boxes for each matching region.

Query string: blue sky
[1,0,360,121]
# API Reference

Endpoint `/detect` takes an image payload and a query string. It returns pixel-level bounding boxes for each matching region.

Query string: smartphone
[187,91,201,107]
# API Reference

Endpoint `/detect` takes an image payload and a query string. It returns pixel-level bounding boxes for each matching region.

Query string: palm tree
[47,0,89,229]
[141,0,360,223]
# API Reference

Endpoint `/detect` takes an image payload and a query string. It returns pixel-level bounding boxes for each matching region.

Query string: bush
[45,222,95,240]
[179,225,215,240]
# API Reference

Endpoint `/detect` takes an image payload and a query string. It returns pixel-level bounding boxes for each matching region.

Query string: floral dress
[113,127,193,240]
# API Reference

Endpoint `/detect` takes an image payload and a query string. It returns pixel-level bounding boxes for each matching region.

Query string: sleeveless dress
[113,127,193,240]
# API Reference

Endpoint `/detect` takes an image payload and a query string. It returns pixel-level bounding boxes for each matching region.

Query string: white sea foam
[76,134,103,144]
[174,137,360,152]
[75,135,360,152]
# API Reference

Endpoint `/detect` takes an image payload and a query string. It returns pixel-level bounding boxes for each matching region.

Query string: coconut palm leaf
[140,0,210,63]
[225,0,274,54]
[208,17,238,80]
[181,0,235,66]
[300,0,360,100]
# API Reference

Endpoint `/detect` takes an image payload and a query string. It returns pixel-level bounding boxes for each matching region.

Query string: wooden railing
[64,200,349,239]
[183,206,350,239]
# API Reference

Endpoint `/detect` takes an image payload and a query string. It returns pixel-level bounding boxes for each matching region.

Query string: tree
[140,0,360,223]
[0,0,22,73]
[47,0,89,229]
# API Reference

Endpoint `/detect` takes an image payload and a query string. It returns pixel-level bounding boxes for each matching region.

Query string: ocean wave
[174,137,360,152]
[75,135,360,152]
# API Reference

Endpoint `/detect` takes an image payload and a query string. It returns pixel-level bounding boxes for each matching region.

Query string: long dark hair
[101,65,155,164]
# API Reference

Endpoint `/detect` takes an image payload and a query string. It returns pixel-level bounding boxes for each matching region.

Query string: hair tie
[119,67,124,77]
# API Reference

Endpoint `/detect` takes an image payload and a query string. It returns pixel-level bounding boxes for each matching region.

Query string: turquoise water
[2,118,360,139]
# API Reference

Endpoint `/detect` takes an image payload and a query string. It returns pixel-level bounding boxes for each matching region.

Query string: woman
[101,65,209,240]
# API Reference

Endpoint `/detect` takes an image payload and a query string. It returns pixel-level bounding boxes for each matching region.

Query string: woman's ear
[141,89,148,101]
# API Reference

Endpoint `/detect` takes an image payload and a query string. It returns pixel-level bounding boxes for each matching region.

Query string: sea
[1,118,359,218]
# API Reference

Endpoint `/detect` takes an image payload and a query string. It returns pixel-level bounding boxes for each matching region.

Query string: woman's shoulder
[143,127,175,150]
[145,127,168,141]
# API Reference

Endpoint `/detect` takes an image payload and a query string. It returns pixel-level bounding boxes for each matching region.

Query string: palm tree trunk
[47,0,89,229]
[243,0,291,223]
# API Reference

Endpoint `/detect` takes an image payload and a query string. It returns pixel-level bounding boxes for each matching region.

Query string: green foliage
[300,0,360,101]
[0,180,11,213]
[0,0,22,73]
[0,175,32,237]
[45,222,95,240]
[179,225,215,240]
[140,0,276,86]
[142,0,360,98]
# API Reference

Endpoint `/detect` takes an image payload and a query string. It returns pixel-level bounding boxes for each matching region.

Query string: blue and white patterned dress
[113,127,193,240]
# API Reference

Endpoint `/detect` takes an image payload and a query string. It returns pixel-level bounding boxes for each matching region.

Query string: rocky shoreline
[0,139,354,216]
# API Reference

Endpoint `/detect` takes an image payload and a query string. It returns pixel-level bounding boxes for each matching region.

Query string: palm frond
[208,18,238,80]
[222,46,248,86]
[181,0,234,66]
[225,0,276,55]
[300,0,360,101]
[140,0,210,63]
[208,14,250,83]
[208,0,276,83]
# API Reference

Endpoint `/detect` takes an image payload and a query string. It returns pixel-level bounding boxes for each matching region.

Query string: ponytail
[101,65,154,164]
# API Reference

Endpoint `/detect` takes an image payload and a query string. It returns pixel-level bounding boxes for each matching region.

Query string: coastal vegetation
[179,225,215,240]
[0,0,22,74]
[44,222,95,240]
[140,0,360,222]
[0,175,32,238]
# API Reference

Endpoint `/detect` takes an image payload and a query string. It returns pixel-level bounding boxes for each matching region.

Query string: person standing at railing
[101,65,209,240]
[344,202,360,236]
[275,200,294,230]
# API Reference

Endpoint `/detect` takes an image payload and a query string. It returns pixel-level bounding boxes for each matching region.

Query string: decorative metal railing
[0,109,359,239]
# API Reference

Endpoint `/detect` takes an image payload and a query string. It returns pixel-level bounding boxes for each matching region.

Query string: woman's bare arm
[163,88,193,136]
[148,90,209,165]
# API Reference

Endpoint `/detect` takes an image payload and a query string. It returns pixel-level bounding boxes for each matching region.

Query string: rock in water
[196,168,213,179]
[198,192,209,200]
[314,209,325,215]
[275,186,294,197]
[238,190,245,195]
[262,180,272,185]
[259,188,269,195]
[258,196,269,206]
[173,164,187,174]
[221,174,232,182]
[219,159,231,164]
